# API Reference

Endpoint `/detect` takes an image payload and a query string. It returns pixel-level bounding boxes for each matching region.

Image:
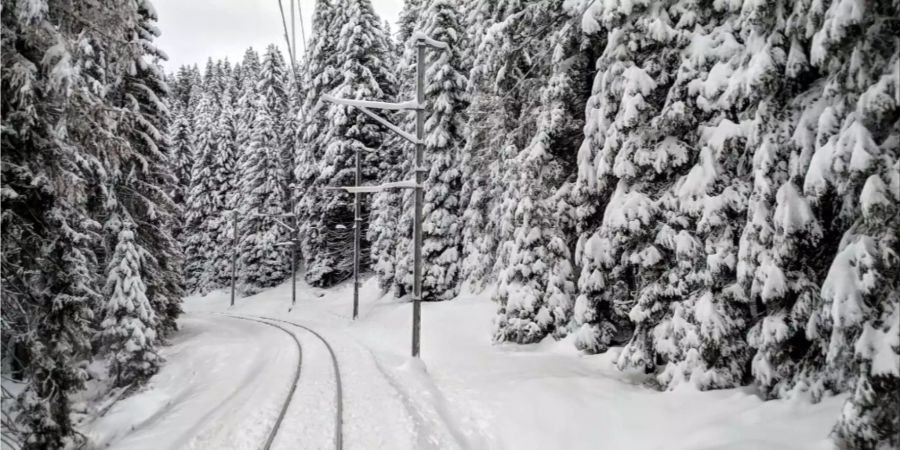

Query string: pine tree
[0,3,100,435]
[169,102,194,210]
[367,0,419,294]
[237,95,292,292]
[493,2,588,342]
[294,0,342,217]
[114,0,184,337]
[208,84,240,289]
[301,0,398,287]
[236,48,262,171]
[99,227,160,386]
[184,65,223,292]
[1,0,182,446]
[258,44,291,198]
[389,0,469,301]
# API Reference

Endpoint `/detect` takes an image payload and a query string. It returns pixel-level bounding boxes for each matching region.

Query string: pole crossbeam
[317,33,448,357]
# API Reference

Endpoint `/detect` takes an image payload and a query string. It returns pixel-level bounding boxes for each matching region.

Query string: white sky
[154,0,404,73]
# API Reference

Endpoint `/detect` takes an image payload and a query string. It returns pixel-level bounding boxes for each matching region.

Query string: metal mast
[321,33,447,357]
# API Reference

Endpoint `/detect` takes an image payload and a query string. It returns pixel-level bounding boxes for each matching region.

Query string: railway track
[224,314,343,450]
[222,315,304,450]
[255,316,344,450]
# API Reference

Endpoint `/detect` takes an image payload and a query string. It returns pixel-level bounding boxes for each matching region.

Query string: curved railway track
[222,315,304,450]
[255,316,344,450]
[223,314,343,450]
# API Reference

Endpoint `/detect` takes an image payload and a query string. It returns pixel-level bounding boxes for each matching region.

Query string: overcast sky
[154,0,404,73]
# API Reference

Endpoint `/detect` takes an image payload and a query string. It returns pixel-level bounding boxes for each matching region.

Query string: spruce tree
[368,0,419,294]
[493,2,588,342]
[258,44,291,196]
[390,0,469,301]
[237,95,292,292]
[99,227,161,386]
[301,0,398,287]
[184,68,222,292]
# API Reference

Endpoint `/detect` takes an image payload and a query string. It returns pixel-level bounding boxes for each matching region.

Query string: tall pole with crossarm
[411,38,426,357]
[321,32,447,357]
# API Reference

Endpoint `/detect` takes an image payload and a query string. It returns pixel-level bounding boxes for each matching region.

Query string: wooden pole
[411,38,425,358]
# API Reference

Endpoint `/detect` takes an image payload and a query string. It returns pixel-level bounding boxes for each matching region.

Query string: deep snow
[81,276,846,449]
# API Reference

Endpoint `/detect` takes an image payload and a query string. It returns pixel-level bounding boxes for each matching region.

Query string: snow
[320,94,421,111]
[327,179,419,193]
[859,174,891,219]
[773,182,816,235]
[410,31,449,49]
[80,277,847,449]
[821,237,877,329]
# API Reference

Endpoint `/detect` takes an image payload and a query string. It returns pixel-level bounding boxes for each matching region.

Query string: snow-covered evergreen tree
[2,0,182,446]
[294,0,342,214]
[184,61,223,292]
[300,0,398,286]
[237,95,292,292]
[257,44,292,196]
[367,0,420,294]
[99,227,160,386]
[1,4,100,442]
[170,103,195,209]
[493,1,588,342]
[114,0,184,337]
[389,0,469,301]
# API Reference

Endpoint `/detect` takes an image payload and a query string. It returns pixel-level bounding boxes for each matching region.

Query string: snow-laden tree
[568,0,693,371]
[235,48,262,185]
[2,0,182,446]
[294,0,342,218]
[169,103,195,209]
[389,0,469,301]
[367,0,420,294]
[301,0,398,287]
[237,97,292,293]
[99,227,160,386]
[794,2,899,444]
[458,0,537,293]
[107,0,184,338]
[1,4,101,445]
[208,70,241,289]
[184,67,223,292]
[493,4,588,342]
[257,44,292,194]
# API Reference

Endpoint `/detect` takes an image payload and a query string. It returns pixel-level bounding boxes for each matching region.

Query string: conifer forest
[1,0,898,449]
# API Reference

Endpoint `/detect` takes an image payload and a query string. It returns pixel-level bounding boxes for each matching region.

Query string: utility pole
[353,148,361,320]
[411,38,426,357]
[231,210,238,307]
[292,212,298,307]
[320,32,447,357]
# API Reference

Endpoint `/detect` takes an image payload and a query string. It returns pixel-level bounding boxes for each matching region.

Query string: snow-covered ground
[83,277,846,449]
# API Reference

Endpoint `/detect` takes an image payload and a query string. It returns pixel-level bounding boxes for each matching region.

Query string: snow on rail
[411,31,449,49]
